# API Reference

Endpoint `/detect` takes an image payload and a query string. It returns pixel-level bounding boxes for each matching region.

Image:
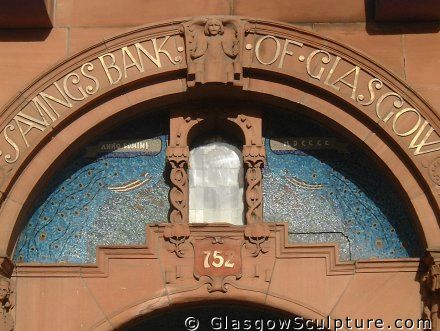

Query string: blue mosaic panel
[14,116,170,263]
[13,110,423,264]
[263,111,422,260]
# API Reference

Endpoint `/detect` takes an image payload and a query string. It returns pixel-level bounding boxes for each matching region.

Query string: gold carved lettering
[327,65,360,100]
[63,73,88,101]
[134,36,179,69]
[324,56,341,85]
[255,36,281,65]
[98,53,122,85]
[3,124,19,164]
[122,46,143,78]
[80,63,100,95]
[375,92,404,123]
[306,50,331,80]
[14,97,58,147]
[278,39,303,68]
[357,78,383,106]
[39,82,73,113]
[392,108,422,137]
[409,121,440,155]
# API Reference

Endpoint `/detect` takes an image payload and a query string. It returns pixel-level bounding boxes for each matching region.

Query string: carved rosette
[421,249,440,331]
[243,145,266,225]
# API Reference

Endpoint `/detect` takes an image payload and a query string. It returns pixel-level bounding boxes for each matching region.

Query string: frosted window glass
[189,141,244,225]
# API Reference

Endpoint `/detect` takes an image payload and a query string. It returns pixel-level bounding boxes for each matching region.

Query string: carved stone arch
[99,293,329,331]
[0,15,437,254]
[0,15,440,329]
[167,107,265,227]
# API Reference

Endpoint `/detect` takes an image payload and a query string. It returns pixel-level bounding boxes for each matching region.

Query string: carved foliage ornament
[163,223,191,258]
[244,222,270,257]
[181,17,245,87]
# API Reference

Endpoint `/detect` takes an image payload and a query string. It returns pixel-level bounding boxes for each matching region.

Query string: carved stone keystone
[180,17,245,87]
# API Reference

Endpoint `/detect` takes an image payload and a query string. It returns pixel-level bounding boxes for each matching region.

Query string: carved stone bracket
[243,145,266,225]
[421,248,440,331]
[163,223,191,258]
[0,276,14,331]
[244,222,270,257]
[180,17,245,87]
[0,258,13,279]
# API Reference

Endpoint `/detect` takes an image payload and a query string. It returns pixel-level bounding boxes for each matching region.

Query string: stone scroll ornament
[421,250,440,331]
[164,146,191,257]
[180,17,245,86]
[0,277,14,331]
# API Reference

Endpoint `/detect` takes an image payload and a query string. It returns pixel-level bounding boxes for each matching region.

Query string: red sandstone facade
[0,1,440,330]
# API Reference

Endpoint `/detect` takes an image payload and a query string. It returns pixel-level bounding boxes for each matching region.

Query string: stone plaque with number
[193,237,243,292]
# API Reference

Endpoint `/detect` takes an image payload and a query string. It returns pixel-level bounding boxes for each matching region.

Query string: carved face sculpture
[205,19,223,36]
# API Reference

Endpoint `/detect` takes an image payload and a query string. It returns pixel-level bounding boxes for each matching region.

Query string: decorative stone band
[421,248,440,331]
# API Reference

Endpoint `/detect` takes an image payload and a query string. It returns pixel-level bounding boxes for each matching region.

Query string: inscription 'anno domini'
[0,25,439,175]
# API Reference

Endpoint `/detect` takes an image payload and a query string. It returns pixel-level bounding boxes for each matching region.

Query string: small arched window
[188,137,244,225]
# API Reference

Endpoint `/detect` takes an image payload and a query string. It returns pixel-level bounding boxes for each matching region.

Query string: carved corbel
[244,222,270,257]
[421,248,440,331]
[0,275,14,331]
[180,17,245,87]
[0,258,13,279]
[163,223,191,258]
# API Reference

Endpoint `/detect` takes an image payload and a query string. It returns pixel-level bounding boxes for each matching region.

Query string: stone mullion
[166,146,190,224]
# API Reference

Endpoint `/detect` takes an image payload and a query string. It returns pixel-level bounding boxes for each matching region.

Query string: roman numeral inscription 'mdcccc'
[0,20,439,185]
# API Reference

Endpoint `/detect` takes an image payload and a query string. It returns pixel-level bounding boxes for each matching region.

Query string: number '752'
[203,250,235,268]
